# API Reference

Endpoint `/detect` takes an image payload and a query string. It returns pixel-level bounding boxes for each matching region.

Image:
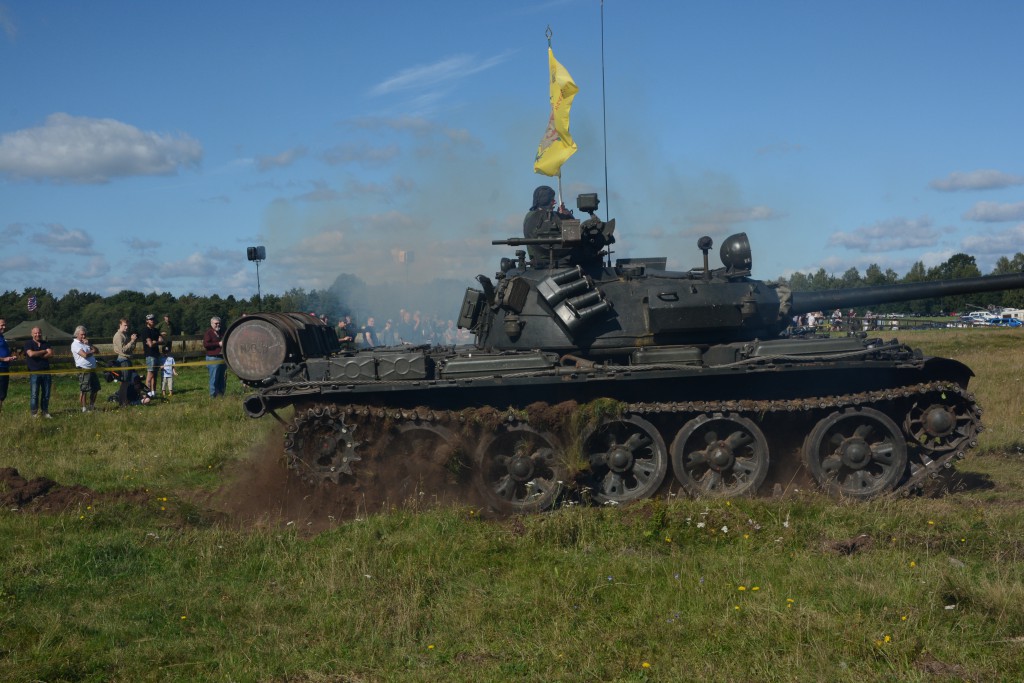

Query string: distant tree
[77,301,120,340]
[926,254,982,314]
[809,268,835,291]
[785,272,810,291]
[0,290,22,322]
[991,253,1024,308]
[864,264,897,287]
[862,265,900,313]
[53,289,102,333]
[839,267,862,289]
[903,261,927,283]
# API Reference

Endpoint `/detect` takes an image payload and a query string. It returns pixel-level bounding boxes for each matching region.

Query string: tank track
[282,380,981,505]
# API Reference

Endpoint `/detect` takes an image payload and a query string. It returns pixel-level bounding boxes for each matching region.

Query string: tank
[223,192,1024,512]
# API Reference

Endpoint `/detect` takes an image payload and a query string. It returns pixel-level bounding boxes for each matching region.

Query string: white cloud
[157,252,216,279]
[128,238,161,251]
[322,143,400,167]
[699,206,785,224]
[0,113,202,184]
[255,146,307,172]
[962,201,1024,222]
[0,4,15,41]
[369,53,511,97]
[827,217,940,253]
[31,224,95,254]
[78,256,110,279]
[929,169,1024,192]
[1,223,24,239]
[0,254,49,272]
[961,224,1024,257]
[295,181,342,203]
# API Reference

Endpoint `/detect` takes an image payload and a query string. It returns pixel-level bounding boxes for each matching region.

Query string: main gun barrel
[789,272,1024,314]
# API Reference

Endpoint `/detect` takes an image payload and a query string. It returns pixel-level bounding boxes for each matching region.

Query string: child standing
[161,353,178,397]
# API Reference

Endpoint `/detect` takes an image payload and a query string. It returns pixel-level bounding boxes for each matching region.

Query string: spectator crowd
[1,305,473,416]
[333,309,471,349]
[0,312,226,417]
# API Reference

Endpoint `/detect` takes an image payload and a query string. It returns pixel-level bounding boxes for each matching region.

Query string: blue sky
[2,0,1022,301]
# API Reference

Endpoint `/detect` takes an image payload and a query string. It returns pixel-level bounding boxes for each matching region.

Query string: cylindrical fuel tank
[223,313,341,384]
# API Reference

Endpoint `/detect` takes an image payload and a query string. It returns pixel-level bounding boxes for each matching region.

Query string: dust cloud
[207,425,488,534]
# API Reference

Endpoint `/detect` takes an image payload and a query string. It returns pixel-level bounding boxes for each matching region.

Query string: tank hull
[228,321,980,509]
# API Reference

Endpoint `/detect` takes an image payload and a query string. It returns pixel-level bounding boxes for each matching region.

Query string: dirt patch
[822,533,874,555]
[0,467,150,513]
[913,651,974,679]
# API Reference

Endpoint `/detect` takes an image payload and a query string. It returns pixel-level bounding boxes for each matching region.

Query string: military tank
[223,192,1024,512]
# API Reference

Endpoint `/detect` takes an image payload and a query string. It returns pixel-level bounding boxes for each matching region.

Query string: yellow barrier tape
[0,358,224,379]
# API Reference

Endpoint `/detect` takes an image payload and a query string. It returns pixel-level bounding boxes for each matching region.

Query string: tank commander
[523,185,574,263]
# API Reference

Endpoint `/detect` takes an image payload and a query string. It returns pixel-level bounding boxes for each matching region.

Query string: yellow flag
[533,47,579,176]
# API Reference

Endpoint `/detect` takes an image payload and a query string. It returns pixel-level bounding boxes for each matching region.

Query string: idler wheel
[670,414,769,498]
[903,397,977,456]
[803,407,907,499]
[475,426,565,513]
[580,415,668,504]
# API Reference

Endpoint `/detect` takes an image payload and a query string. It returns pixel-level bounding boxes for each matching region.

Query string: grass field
[2,329,1023,682]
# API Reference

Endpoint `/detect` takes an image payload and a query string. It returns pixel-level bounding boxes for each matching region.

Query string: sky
[2,0,1023,304]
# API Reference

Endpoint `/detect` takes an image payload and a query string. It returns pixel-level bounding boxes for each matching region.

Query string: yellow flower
[642,662,651,669]
[752,586,760,591]
[427,644,435,650]
[901,615,907,621]
[909,561,916,568]
[738,586,746,591]
[181,615,187,620]
[927,520,935,525]
[665,536,672,543]
[884,635,891,643]
[734,605,740,611]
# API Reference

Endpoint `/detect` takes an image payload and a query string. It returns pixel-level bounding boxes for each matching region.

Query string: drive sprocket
[284,405,362,485]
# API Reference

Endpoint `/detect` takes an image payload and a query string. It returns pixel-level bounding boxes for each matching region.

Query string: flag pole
[546,26,564,208]
[600,0,609,221]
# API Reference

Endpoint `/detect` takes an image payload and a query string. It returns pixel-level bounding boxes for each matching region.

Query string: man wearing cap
[141,314,162,394]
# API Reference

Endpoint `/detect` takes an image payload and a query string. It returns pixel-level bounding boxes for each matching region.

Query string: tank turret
[459,194,1024,355]
[224,191,1024,512]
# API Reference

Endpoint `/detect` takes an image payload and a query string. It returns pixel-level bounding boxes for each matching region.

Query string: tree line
[780,252,1024,314]
[0,272,469,338]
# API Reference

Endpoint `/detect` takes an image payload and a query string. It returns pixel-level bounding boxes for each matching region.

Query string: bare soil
[0,467,151,513]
